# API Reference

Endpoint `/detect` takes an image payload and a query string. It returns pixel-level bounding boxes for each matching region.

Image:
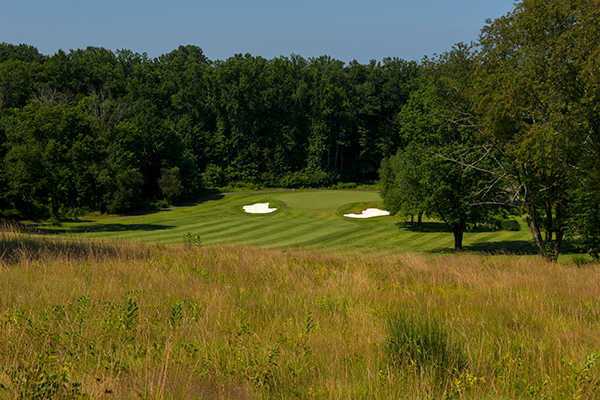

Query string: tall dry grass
[1,224,599,399]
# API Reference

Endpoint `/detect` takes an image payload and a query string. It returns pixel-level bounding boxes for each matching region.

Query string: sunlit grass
[1,226,599,399]
[36,190,537,256]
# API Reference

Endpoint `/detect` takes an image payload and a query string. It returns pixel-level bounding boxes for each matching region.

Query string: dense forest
[1,0,599,261]
[0,43,420,219]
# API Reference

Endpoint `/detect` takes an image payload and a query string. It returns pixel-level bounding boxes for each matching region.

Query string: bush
[501,219,520,231]
[159,167,184,203]
[202,164,228,188]
[105,170,144,214]
[279,169,332,188]
[334,182,357,189]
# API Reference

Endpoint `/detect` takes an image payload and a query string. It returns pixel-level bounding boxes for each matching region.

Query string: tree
[475,0,600,261]
[2,102,96,221]
[381,86,501,251]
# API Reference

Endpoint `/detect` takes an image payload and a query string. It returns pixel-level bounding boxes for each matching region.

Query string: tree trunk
[452,217,465,252]
[51,188,59,221]
[551,201,567,262]
[417,211,423,231]
[334,145,339,173]
[525,201,551,262]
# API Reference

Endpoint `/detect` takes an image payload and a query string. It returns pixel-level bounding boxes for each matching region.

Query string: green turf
[40,190,539,254]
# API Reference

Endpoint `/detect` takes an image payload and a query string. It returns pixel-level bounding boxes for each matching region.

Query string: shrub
[159,167,184,203]
[501,219,520,231]
[279,169,332,188]
[334,182,357,189]
[202,164,228,188]
[105,170,144,213]
[571,254,590,267]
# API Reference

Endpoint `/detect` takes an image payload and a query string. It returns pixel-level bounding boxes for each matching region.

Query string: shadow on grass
[0,236,123,264]
[396,221,452,233]
[178,193,224,207]
[463,240,538,255]
[397,221,502,234]
[34,222,174,235]
[428,239,583,256]
[66,192,226,221]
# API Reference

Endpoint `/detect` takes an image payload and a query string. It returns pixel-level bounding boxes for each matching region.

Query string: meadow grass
[1,225,599,399]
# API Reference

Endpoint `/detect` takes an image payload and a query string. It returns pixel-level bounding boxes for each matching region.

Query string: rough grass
[1,226,599,399]
[36,190,537,256]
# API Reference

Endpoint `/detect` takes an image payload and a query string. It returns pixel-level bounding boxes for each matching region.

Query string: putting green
[42,190,534,254]
[270,190,379,209]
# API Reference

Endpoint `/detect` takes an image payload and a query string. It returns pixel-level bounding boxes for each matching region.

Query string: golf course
[2,190,599,399]
[39,189,536,256]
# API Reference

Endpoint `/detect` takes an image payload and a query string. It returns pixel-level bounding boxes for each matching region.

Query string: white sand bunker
[243,203,277,214]
[344,208,390,219]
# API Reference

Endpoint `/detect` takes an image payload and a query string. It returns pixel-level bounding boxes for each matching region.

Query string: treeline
[0,43,420,220]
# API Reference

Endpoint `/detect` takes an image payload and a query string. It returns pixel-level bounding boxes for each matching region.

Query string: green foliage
[1,102,97,220]
[571,254,591,268]
[0,46,421,219]
[501,219,521,232]
[0,353,83,400]
[474,0,600,261]
[380,84,502,251]
[182,232,202,247]
[202,163,227,188]
[561,353,600,398]
[569,189,600,260]
[158,167,184,203]
[122,296,139,331]
[333,181,357,189]
[278,169,332,188]
[169,301,184,329]
[104,170,144,213]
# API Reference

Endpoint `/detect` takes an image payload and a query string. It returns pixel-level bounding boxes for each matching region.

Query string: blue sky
[1,0,516,63]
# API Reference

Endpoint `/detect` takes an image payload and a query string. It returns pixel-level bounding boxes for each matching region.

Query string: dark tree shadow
[34,223,174,235]
[177,193,224,207]
[428,239,583,256]
[396,221,501,233]
[0,236,123,264]
[462,240,538,255]
[396,221,452,233]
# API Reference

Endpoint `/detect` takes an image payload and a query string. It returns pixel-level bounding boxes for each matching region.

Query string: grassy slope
[1,231,599,399]
[40,190,537,255]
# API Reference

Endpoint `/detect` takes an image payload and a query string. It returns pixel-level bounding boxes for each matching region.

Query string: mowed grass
[1,228,599,399]
[40,190,536,255]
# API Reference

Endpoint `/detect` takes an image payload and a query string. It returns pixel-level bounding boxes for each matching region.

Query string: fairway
[46,190,534,254]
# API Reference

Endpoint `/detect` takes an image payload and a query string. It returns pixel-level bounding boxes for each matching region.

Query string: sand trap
[243,203,277,214]
[344,208,390,219]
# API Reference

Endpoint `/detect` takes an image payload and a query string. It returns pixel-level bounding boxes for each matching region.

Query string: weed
[169,301,184,329]
[182,232,202,247]
[0,353,82,400]
[122,296,139,331]
[561,353,600,398]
